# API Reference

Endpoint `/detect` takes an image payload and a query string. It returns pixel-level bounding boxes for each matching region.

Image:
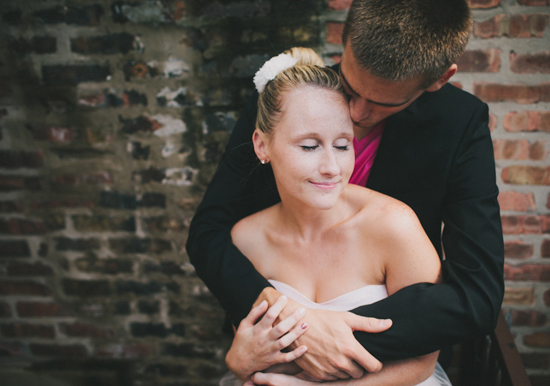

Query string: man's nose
[349,96,370,123]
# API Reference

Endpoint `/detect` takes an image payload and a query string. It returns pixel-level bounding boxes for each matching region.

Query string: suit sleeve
[351,103,504,361]
[186,93,276,326]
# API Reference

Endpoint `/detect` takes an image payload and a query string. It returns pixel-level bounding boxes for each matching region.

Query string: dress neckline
[268,279,388,311]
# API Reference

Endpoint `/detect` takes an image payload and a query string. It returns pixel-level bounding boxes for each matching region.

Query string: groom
[187,0,504,380]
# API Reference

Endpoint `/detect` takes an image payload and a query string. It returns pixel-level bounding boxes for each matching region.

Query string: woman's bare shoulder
[346,185,418,230]
[231,206,276,252]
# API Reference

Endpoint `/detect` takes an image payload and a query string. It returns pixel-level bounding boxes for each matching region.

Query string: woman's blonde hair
[256,47,344,137]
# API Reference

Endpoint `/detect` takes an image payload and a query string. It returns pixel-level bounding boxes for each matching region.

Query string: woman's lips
[310,181,338,190]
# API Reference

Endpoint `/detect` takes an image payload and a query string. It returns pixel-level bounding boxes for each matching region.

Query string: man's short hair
[342,0,472,89]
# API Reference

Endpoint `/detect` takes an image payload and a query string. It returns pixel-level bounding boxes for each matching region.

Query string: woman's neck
[275,192,351,241]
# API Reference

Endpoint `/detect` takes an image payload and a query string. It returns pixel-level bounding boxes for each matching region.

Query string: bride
[220,48,451,386]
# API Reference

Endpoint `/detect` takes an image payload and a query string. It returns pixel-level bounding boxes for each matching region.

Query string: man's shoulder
[420,83,485,111]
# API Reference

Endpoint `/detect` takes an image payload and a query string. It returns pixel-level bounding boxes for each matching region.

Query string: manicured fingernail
[381,319,392,327]
[259,300,267,307]
[301,322,308,330]
[298,307,305,315]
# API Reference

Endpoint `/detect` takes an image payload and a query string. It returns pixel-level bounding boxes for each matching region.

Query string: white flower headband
[253,53,298,93]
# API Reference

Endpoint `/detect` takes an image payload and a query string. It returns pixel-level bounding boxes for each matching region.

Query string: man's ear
[425,64,458,92]
[252,129,269,163]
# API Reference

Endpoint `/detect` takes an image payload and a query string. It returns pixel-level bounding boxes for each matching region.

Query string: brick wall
[0,0,548,385]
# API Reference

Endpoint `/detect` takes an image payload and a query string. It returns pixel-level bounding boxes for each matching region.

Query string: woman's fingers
[270,306,306,340]
[275,318,308,349]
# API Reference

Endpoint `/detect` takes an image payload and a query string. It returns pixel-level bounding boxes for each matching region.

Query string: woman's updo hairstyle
[256,47,344,137]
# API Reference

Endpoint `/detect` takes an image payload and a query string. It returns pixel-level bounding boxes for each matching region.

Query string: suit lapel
[366,93,427,193]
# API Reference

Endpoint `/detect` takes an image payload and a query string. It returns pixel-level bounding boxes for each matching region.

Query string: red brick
[524,331,550,347]
[0,150,43,168]
[520,0,550,5]
[171,0,186,21]
[0,301,12,318]
[511,51,550,74]
[6,261,54,276]
[0,240,31,258]
[510,310,547,326]
[42,64,111,85]
[542,239,550,257]
[501,215,549,234]
[0,218,47,235]
[504,111,550,132]
[30,343,88,358]
[504,287,535,305]
[70,33,136,55]
[504,263,550,281]
[498,191,536,211]
[0,281,51,296]
[468,0,503,8]
[502,166,550,185]
[0,201,25,213]
[32,5,104,26]
[521,353,550,370]
[0,175,42,191]
[474,14,549,38]
[1,323,55,338]
[474,83,550,104]
[59,322,114,338]
[75,256,133,275]
[0,341,24,357]
[493,139,547,160]
[328,0,352,10]
[29,126,75,143]
[62,278,111,297]
[16,301,69,318]
[52,172,113,185]
[30,200,94,209]
[96,343,153,358]
[530,375,550,386]
[326,22,344,45]
[488,110,497,131]
[456,49,501,72]
[504,240,534,259]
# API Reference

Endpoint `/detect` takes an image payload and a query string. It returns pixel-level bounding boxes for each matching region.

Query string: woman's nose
[320,150,340,176]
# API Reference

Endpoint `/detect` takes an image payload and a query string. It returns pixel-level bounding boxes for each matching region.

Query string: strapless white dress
[219,280,451,386]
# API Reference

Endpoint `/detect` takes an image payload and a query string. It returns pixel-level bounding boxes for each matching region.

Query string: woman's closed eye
[300,145,318,151]
[334,145,349,151]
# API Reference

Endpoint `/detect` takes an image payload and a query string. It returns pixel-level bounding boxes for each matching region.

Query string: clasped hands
[227,287,392,385]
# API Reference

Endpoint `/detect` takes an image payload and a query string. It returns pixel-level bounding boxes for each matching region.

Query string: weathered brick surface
[473,14,549,38]
[504,111,550,132]
[0,0,549,383]
[456,49,502,72]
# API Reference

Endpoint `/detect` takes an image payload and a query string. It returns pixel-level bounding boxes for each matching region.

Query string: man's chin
[353,122,377,138]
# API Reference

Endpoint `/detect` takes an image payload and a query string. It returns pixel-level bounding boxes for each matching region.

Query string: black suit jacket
[186,81,504,361]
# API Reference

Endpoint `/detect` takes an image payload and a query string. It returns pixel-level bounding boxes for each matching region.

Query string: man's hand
[246,372,313,386]
[255,288,392,381]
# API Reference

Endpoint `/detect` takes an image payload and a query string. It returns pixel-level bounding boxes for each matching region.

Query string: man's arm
[188,92,503,362]
[186,92,278,325]
[351,102,504,361]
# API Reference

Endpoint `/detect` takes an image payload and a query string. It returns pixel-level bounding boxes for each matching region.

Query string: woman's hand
[246,372,316,386]
[226,295,309,381]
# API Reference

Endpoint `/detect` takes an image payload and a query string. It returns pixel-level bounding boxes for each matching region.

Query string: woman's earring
[261,159,266,164]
